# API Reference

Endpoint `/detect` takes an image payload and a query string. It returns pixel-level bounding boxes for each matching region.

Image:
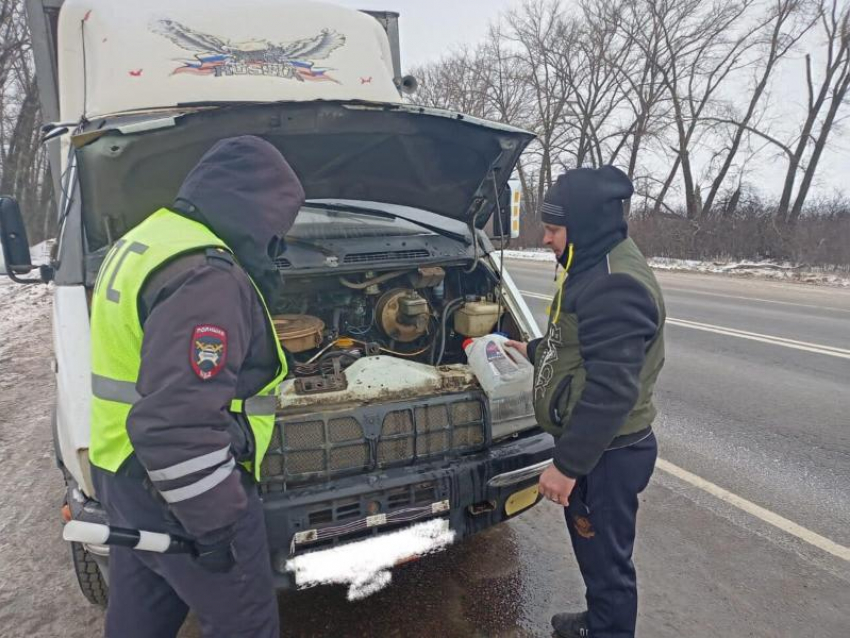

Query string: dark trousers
[94,469,279,638]
[564,432,657,638]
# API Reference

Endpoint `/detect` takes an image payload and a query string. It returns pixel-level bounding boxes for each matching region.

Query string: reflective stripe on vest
[89,208,288,480]
[92,374,278,417]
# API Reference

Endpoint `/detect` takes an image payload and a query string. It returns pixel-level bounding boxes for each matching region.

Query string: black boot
[551,611,590,637]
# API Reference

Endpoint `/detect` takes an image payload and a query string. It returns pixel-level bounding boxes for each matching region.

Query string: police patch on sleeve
[191,325,227,380]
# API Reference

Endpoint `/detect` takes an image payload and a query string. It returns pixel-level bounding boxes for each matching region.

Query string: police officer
[88,136,305,637]
[507,166,665,638]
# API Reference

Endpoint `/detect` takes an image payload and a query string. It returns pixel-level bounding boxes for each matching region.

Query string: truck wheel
[70,541,108,606]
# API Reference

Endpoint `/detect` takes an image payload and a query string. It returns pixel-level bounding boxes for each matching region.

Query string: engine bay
[272,264,524,394]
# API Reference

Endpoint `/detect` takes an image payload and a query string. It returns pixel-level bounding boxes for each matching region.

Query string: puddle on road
[276,523,536,637]
[179,506,579,638]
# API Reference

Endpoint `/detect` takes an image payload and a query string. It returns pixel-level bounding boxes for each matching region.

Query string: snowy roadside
[0,239,106,637]
[0,286,105,638]
[501,249,850,288]
[0,240,54,358]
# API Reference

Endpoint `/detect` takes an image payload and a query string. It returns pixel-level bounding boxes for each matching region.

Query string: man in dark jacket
[507,166,665,638]
[89,136,305,638]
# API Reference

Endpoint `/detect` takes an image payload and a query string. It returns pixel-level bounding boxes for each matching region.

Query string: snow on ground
[0,241,54,350]
[501,248,555,263]
[0,262,104,637]
[0,238,52,269]
[502,249,850,287]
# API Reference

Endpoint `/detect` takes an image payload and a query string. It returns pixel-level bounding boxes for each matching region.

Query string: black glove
[194,528,236,573]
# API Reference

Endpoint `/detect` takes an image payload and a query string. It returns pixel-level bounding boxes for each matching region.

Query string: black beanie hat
[540,165,634,226]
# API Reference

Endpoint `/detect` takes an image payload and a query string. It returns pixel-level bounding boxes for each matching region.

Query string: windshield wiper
[307,202,472,245]
[285,237,337,256]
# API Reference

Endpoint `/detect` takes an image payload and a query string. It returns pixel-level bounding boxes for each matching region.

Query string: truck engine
[260,262,534,491]
[274,265,521,382]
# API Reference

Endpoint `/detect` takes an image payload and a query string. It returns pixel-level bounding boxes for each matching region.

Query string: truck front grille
[260,395,487,491]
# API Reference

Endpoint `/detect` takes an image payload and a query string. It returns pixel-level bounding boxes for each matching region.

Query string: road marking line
[519,290,850,359]
[666,318,850,359]
[508,259,850,313]
[520,290,552,301]
[656,458,850,562]
[520,286,850,557]
[659,286,850,314]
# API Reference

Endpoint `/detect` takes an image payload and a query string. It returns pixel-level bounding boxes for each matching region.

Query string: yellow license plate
[505,484,540,516]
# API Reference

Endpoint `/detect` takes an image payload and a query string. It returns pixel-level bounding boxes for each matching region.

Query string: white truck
[0,0,552,605]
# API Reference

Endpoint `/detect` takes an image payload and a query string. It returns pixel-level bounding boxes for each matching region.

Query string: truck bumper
[262,429,554,589]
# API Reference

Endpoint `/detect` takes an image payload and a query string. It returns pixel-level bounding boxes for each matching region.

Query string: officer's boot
[551,610,590,637]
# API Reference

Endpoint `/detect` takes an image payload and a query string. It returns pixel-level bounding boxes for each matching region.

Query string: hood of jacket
[540,165,634,274]
[172,135,305,304]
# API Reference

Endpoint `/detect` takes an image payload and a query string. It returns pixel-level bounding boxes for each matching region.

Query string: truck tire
[70,541,108,606]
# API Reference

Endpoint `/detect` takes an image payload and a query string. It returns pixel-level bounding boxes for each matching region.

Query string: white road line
[519,290,850,360]
[666,318,850,359]
[656,458,850,563]
[659,286,850,315]
[519,286,850,559]
[508,259,850,313]
[520,290,553,301]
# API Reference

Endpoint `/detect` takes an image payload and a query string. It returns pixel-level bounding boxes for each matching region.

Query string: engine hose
[339,270,408,290]
[432,297,465,366]
[491,173,507,332]
[295,348,363,376]
[431,298,458,365]
[463,206,487,275]
[463,223,480,274]
[342,336,430,358]
[378,344,430,357]
[303,338,341,365]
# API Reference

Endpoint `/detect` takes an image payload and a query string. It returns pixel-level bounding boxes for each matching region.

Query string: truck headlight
[489,393,538,440]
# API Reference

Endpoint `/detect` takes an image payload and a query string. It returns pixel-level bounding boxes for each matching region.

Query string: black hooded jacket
[92,137,305,541]
[529,166,662,477]
[173,135,306,305]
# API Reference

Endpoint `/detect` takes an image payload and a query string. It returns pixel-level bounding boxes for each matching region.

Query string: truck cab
[1,0,553,604]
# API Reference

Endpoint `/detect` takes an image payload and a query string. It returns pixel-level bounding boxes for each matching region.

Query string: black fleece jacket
[529,166,659,477]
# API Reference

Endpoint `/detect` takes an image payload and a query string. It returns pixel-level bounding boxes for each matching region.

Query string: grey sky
[329,0,847,200]
[329,0,521,66]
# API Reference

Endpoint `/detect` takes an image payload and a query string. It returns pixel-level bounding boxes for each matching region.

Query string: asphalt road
[507,262,850,546]
[202,264,850,637]
[2,268,849,637]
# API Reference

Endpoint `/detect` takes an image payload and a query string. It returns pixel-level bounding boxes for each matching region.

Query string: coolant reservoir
[462,334,533,400]
[454,301,503,337]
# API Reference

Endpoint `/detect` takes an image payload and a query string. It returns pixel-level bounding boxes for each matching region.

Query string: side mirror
[0,197,49,284]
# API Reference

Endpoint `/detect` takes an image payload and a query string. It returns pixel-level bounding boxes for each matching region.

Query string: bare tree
[784,0,850,223]
[700,0,817,217]
[551,0,635,169]
[648,0,766,219]
[1,0,53,243]
[471,25,540,222]
[409,48,492,116]
[504,0,578,204]
[604,0,671,177]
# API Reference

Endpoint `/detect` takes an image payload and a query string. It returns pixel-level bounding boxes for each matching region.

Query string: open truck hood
[76,101,534,250]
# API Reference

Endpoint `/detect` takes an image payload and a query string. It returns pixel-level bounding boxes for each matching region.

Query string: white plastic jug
[462,334,534,400]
